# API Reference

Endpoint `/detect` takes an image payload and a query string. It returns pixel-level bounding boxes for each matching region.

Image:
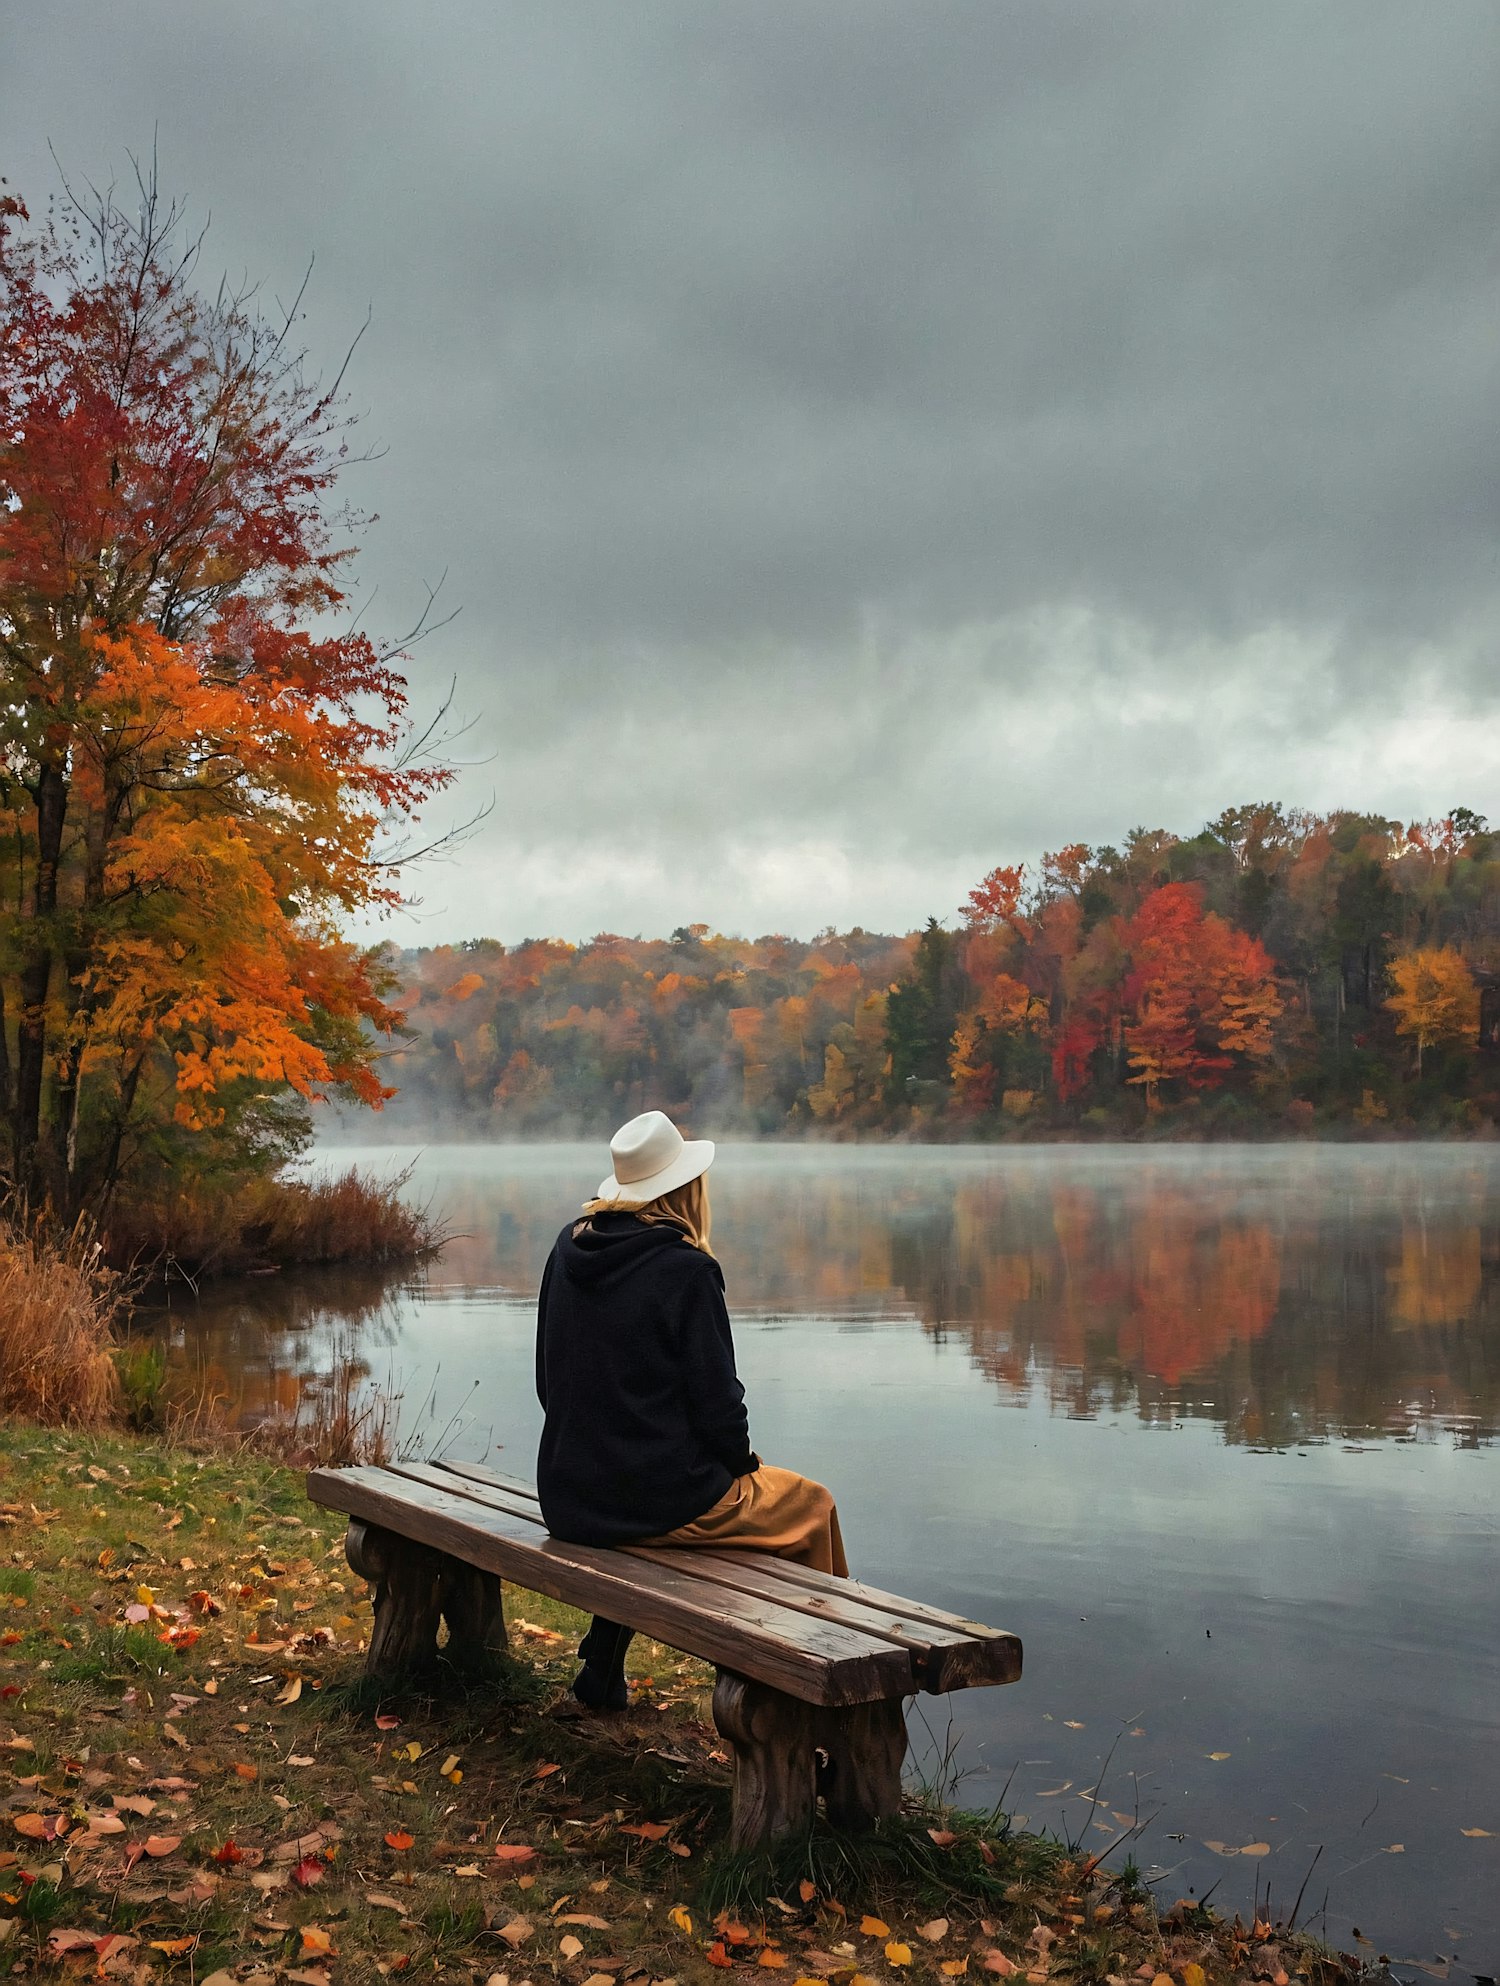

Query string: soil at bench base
[0,1427,1371,1986]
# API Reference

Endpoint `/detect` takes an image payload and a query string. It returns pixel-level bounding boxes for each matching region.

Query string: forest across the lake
[381,803,1500,1140]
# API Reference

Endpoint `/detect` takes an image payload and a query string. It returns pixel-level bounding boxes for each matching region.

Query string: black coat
[534,1212,756,1545]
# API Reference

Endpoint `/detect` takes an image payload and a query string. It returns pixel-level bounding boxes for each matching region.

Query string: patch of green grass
[49,1621,188,1684]
[0,1570,35,1600]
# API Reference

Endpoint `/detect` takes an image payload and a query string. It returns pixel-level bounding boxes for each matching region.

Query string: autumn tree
[0,169,449,1211]
[1385,948,1478,1076]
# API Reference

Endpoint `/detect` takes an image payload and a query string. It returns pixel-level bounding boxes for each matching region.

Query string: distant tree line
[382,806,1500,1138]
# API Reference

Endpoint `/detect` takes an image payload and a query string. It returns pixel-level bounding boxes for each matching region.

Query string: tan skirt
[647,1464,849,1577]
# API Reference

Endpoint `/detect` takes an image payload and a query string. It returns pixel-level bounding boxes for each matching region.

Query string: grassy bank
[0,1428,1364,1986]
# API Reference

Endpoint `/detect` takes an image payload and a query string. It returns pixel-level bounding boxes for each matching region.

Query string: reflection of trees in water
[885,1174,1500,1445]
[140,1264,421,1429]
[196,1154,1500,1445]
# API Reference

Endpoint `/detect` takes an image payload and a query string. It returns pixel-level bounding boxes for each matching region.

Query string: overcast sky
[4,3,1498,943]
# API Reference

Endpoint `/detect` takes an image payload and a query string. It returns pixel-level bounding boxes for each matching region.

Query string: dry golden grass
[105,1163,443,1280]
[0,1221,122,1424]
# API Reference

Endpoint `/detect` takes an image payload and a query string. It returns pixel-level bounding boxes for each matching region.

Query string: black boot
[572,1616,633,1712]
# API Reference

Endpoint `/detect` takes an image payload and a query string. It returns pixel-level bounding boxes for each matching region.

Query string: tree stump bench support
[308,1460,1021,1850]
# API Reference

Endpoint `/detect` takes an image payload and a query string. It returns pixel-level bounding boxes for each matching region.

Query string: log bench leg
[713,1671,817,1850]
[346,1521,508,1678]
[815,1697,908,1830]
[440,1560,509,1674]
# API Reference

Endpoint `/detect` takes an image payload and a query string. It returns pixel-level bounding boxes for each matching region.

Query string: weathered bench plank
[308,1465,911,1705]
[427,1459,1021,1695]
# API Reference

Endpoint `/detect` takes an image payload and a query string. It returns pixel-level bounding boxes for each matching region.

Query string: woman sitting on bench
[536,1109,847,1711]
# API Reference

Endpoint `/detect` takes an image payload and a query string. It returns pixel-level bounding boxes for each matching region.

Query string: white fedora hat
[595,1110,715,1204]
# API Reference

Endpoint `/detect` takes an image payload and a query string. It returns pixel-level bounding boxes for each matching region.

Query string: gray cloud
[3,2,1497,939]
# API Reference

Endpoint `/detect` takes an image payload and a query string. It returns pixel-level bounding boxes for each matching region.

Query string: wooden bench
[306,1460,1022,1849]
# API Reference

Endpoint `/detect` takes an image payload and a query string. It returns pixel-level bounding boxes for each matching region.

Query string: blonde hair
[580,1171,713,1254]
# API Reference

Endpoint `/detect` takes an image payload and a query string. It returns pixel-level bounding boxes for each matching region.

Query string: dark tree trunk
[15,760,68,1194]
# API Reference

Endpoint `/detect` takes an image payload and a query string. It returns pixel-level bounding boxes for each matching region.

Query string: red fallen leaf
[159,1625,201,1649]
[707,1942,734,1968]
[292,1856,326,1888]
[214,1839,246,1865]
[0,1683,20,1699]
[620,1821,671,1841]
[375,1712,401,1730]
[0,1632,22,1647]
[928,1828,959,1848]
[187,1590,222,1616]
[493,1843,535,1864]
[532,1761,560,1779]
[385,1830,415,1852]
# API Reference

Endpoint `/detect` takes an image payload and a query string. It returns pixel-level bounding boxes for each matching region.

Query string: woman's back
[535,1210,752,1545]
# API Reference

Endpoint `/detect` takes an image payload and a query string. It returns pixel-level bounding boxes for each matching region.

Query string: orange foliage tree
[1120,885,1281,1108]
[1385,947,1479,1075]
[0,172,449,1210]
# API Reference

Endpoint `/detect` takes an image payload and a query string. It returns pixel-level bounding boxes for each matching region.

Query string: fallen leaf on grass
[286,1970,332,1986]
[143,1834,182,1857]
[558,1915,612,1931]
[798,1881,816,1904]
[620,1821,671,1841]
[494,1917,534,1948]
[533,1761,560,1779]
[368,1892,411,1915]
[276,1675,303,1706]
[927,1828,958,1848]
[942,1963,970,1977]
[886,1944,913,1968]
[13,1813,67,1841]
[149,1937,198,1955]
[1181,1966,1206,1986]
[859,1917,890,1938]
[668,1905,693,1934]
[287,1753,316,1766]
[706,1943,734,1969]
[561,1935,585,1959]
[759,1951,787,1969]
[162,1720,189,1747]
[983,1956,1019,1979]
[493,1842,535,1865]
[385,1829,415,1851]
[233,1761,259,1780]
[293,1856,326,1887]
[301,1926,336,1955]
[919,1920,950,1943]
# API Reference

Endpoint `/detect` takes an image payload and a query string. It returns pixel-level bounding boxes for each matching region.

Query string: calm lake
[168,1143,1499,1977]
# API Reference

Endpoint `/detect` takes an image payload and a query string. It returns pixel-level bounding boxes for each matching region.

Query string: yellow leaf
[1206,1752,1230,1761]
[441,1754,461,1776]
[886,1943,913,1968]
[275,1676,303,1706]
[759,1952,788,1970]
[860,1918,890,1939]
[942,1963,970,1978]
[135,1585,155,1606]
[668,1906,694,1934]
[1182,1966,1206,1986]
